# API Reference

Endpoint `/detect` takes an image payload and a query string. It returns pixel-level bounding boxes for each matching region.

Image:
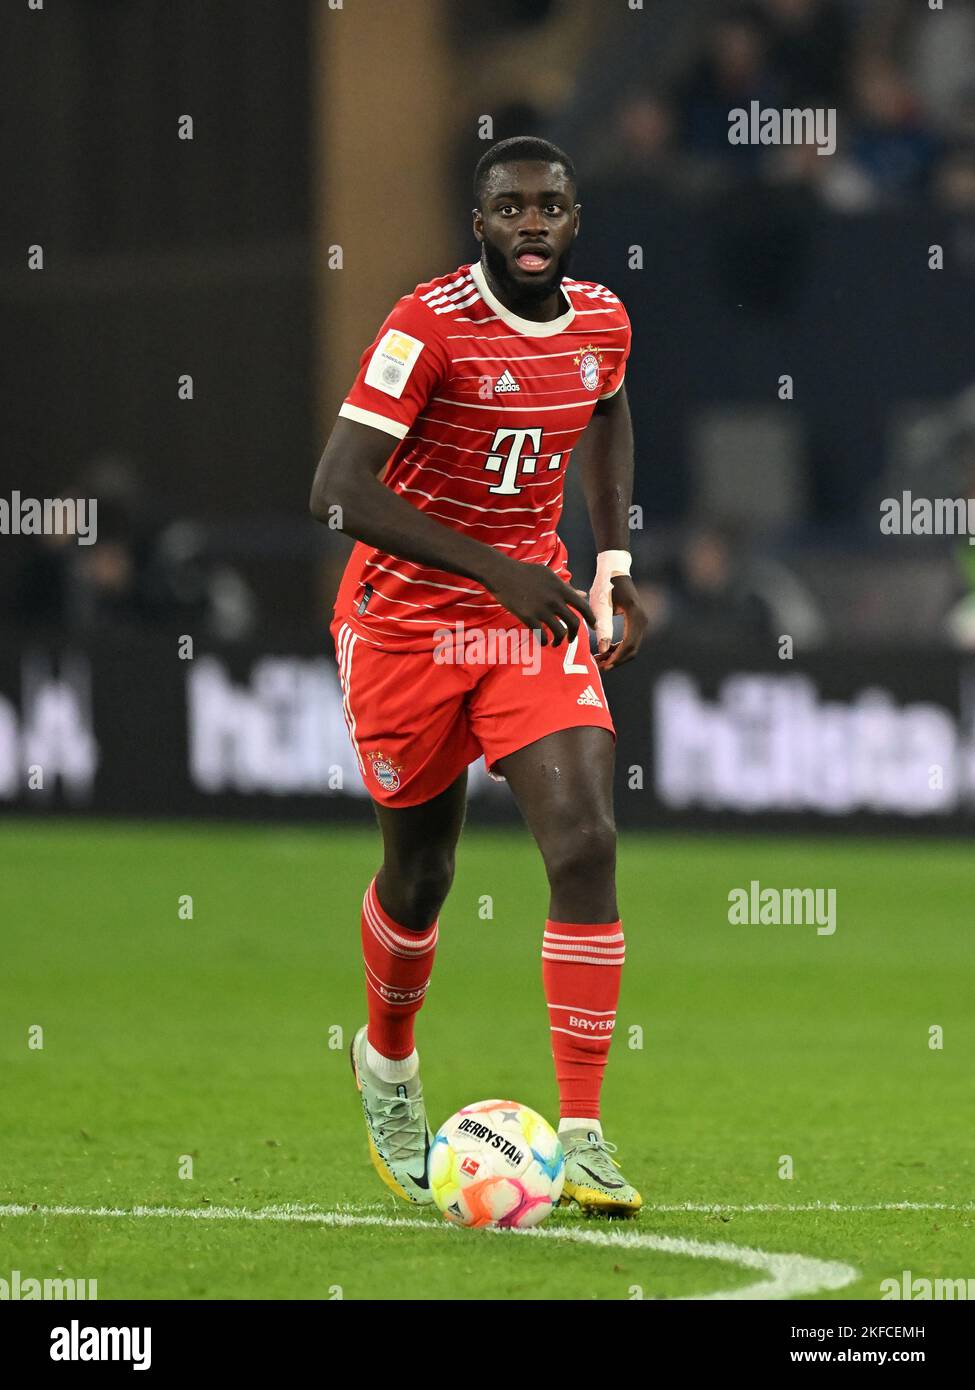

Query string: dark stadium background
[3,0,975,830]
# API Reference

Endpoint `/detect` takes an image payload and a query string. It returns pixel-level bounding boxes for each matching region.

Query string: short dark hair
[473,137,577,207]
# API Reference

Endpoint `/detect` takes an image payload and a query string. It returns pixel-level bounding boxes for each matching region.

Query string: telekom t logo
[484,426,563,496]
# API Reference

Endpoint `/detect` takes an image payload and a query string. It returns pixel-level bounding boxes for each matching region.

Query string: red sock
[542,919,624,1119]
[360,877,438,1060]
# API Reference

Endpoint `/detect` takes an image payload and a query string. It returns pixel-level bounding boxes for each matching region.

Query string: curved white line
[0,1203,859,1300]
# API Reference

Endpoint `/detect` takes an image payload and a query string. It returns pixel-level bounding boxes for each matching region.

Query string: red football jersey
[332,260,631,651]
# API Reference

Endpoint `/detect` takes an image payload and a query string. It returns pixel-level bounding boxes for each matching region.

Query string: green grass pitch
[1,819,972,1300]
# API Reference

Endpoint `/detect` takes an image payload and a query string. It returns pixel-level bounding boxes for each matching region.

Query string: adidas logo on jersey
[577,685,603,708]
[494,369,520,393]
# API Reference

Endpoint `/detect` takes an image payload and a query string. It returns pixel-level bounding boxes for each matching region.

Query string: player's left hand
[594,575,648,671]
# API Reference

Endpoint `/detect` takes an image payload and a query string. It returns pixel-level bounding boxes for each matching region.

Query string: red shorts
[331,619,615,807]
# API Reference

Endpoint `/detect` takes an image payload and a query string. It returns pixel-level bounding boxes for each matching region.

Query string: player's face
[474,161,580,304]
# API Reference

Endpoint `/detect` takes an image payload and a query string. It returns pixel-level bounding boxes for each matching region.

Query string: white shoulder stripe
[434,290,482,315]
[419,273,471,303]
[422,277,475,309]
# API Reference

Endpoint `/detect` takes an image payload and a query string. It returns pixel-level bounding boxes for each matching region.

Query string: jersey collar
[470,260,575,337]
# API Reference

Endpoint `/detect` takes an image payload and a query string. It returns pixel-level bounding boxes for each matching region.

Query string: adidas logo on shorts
[577,684,603,708]
[494,369,520,393]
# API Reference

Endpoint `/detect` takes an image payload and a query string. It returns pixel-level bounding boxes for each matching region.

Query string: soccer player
[310,137,648,1216]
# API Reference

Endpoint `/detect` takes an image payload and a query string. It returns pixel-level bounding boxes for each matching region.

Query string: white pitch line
[251,1199,971,1215]
[0,1203,858,1300]
[648,1201,975,1214]
[1,1200,954,1217]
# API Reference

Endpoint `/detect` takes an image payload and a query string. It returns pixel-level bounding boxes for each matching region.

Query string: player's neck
[480,260,568,324]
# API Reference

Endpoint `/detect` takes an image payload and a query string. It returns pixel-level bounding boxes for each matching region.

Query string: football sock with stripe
[360,876,438,1064]
[542,918,624,1120]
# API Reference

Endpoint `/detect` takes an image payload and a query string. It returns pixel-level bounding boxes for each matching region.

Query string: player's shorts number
[562,632,588,675]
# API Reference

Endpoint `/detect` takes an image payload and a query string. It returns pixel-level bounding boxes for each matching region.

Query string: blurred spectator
[13,453,256,640]
[845,57,940,203]
[676,6,781,171]
[588,91,681,190]
[760,0,851,107]
[544,0,958,211]
[934,146,975,212]
[908,0,975,140]
[645,525,774,643]
[15,455,153,634]
[766,135,875,211]
[931,384,975,648]
[640,524,825,647]
[149,521,256,642]
[944,541,975,649]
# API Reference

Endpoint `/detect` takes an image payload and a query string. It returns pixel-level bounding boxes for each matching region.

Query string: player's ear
[472,207,484,242]
[573,203,581,236]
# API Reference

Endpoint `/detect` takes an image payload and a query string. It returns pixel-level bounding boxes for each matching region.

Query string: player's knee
[394,852,455,930]
[542,815,616,894]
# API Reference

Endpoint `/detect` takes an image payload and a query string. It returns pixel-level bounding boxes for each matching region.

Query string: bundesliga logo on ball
[429,1100,565,1228]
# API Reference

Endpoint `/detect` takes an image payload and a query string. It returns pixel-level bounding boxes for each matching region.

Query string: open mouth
[514,246,552,273]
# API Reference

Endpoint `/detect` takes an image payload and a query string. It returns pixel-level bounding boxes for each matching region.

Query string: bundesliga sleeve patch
[364,329,425,399]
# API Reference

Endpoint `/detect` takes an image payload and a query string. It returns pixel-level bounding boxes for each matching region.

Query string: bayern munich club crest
[366,750,402,792]
[574,343,603,391]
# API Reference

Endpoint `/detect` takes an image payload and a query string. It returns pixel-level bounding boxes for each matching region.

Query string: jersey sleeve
[338,295,450,439]
[599,302,632,400]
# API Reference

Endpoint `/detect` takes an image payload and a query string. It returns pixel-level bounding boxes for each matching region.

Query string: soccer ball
[429,1100,564,1228]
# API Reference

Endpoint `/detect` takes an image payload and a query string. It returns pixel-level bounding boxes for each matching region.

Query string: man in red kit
[310,137,647,1216]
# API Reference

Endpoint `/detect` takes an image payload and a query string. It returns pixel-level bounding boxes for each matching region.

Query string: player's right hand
[481,556,596,646]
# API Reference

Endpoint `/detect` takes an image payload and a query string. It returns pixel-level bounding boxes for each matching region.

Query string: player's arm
[310,418,595,645]
[578,382,648,669]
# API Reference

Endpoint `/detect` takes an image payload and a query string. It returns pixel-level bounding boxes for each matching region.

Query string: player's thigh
[494,725,617,858]
[374,767,469,873]
[468,626,617,848]
[334,621,478,808]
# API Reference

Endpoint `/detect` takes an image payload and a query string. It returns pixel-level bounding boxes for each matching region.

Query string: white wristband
[588,550,631,650]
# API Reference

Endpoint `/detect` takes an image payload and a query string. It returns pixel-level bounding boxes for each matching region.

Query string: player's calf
[377,851,455,934]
